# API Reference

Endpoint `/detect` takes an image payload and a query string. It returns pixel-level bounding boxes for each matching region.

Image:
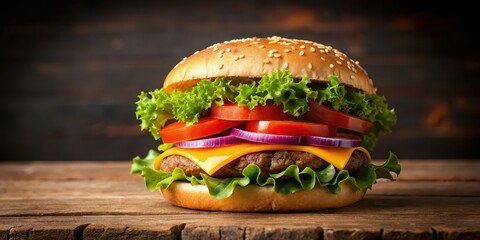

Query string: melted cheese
[154,143,370,175]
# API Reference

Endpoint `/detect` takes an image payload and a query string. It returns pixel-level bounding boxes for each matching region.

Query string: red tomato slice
[302,101,373,134]
[210,103,295,121]
[160,117,243,143]
[245,120,337,137]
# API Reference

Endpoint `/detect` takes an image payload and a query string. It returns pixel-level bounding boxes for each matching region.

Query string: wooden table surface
[0,160,479,240]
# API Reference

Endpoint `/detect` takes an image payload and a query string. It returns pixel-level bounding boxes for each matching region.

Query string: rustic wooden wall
[1,1,479,160]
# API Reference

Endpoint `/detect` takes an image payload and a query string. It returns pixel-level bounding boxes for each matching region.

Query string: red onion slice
[230,128,302,145]
[304,135,361,148]
[175,135,245,148]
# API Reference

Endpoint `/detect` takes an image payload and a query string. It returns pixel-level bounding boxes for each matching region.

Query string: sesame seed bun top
[164,36,376,94]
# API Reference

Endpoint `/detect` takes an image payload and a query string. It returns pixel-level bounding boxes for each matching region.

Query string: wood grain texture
[1,214,478,240]
[0,161,479,239]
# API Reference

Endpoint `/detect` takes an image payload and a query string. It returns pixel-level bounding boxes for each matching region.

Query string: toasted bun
[160,182,366,212]
[164,36,376,94]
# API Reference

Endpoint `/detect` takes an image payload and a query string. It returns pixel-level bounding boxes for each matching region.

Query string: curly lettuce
[135,70,396,150]
[138,152,400,199]
[135,78,235,139]
[130,149,159,174]
[235,70,318,116]
[317,76,397,150]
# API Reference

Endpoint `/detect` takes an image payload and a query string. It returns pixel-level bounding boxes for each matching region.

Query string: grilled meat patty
[159,150,369,179]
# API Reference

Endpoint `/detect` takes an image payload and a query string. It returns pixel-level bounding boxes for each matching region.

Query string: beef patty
[159,150,369,179]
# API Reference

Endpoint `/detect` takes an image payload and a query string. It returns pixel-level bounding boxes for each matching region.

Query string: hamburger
[131,36,400,212]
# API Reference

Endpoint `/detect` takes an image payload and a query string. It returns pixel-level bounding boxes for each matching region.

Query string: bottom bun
[160,182,366,212]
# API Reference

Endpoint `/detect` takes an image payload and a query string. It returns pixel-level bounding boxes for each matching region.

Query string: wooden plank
[0,162,134,181]
[373,160,480,181]
[324,227,380,240]
[370,181,480,197]
[8,226,30,240]
[0,195,478,217]
[0,227,8,240]
[0,213,479,239]
[382,228,433,240]
[435,227,480,240]
[1,179,479,200]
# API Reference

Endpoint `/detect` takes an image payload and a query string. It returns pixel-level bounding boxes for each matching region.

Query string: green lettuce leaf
[142,167,204,192]
[317,75,397,151]
[135,89,173,140]
[135,70,396,150]
[169,78,232,125]
[130,149,159,174]
[235,70,318,116]
[157,143,174,152]
[130,143,174,174]
[139,152,400,199]
[135,78,234,139]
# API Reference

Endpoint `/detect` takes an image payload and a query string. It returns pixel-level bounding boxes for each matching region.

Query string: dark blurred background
[1,1,479,161]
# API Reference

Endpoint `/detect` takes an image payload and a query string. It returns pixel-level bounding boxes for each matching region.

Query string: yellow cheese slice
[154,143,370,175]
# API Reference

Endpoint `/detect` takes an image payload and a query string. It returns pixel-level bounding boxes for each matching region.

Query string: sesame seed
[355,61,360,65]
[299,51,305,56]
[274,53,281,58]
[267,53,273,58]
[240,54,245,59]
[284,49,291,53]
[220,50,225,54]
[219,64,224,70]
[320,50,326,54]
[259,45,266,48]
[351,75,356,79]
[300,45,306,49]
[329,64,334,68]
[283,62,289,68]
[336,61,342,65]
[226,48,231,52]
[340,56,345,60]
[268,39,279,44]
[321,57,326,61]
[263,59,270,64]
[325,49,329,53]
[308,63,313,69]
[234,56,239,61]
[291,46,296,50]
[253,41,259,45]
[218,53,223,58]
[213,48,218,52]
[309,47,316,52]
